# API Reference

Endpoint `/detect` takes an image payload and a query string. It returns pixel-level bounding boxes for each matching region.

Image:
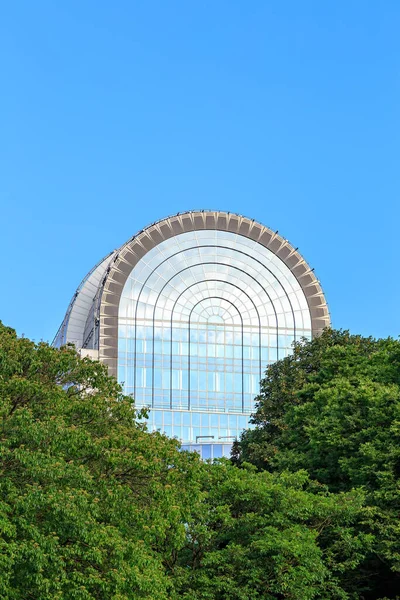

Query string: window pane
[117,228,312,445]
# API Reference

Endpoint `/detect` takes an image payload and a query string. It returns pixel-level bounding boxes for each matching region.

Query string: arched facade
[54,210,330,458]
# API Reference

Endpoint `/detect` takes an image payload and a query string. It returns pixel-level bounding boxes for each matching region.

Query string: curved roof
[53,250,118,348]
[54,210,330,374]
[100,210,330,376]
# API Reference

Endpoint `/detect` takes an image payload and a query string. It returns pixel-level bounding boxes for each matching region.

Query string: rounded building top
[54,210,330,378]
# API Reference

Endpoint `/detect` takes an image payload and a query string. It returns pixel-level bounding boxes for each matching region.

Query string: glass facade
[117,229,312,458]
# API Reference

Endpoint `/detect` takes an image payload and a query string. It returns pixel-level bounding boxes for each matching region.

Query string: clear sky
[0,1,398,343]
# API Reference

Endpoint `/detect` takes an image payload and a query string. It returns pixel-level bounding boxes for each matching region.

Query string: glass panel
[118,228,312,445]
[222,444,233,457]
[202,445,212,460]
[213,445,223,459]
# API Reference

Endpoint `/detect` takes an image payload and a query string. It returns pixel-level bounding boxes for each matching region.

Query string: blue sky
[0,1,398,342]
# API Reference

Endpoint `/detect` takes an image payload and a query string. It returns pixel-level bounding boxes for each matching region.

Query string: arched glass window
[118,229,312,444]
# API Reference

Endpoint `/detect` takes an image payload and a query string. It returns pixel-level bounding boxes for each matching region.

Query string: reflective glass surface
[118,229,312,442]
[181,443,232,460]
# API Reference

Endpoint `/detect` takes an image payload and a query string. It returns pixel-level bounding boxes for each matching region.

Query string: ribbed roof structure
[54,210,330,378]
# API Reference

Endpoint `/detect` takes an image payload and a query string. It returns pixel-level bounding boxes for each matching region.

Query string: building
[54,210,330,458]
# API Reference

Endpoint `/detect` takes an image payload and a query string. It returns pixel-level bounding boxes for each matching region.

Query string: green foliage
[0,322,200,599]
[174,463,370,600]
[1,323,397,599]
[235,329,400,598]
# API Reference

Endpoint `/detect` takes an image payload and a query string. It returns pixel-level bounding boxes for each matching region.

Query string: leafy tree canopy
[0,323,376,600]
[174,463,369,600]
[234,329,400,598]
[0,322,201,599]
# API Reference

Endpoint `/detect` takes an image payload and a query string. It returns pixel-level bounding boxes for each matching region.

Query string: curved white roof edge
[53,210,330,360]
[53,249,118,348]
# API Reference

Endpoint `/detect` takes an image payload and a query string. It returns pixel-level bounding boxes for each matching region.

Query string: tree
[0,323,393,599]
[234,330,400,599]
[0,322,200,599]
[173,461,370,600]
